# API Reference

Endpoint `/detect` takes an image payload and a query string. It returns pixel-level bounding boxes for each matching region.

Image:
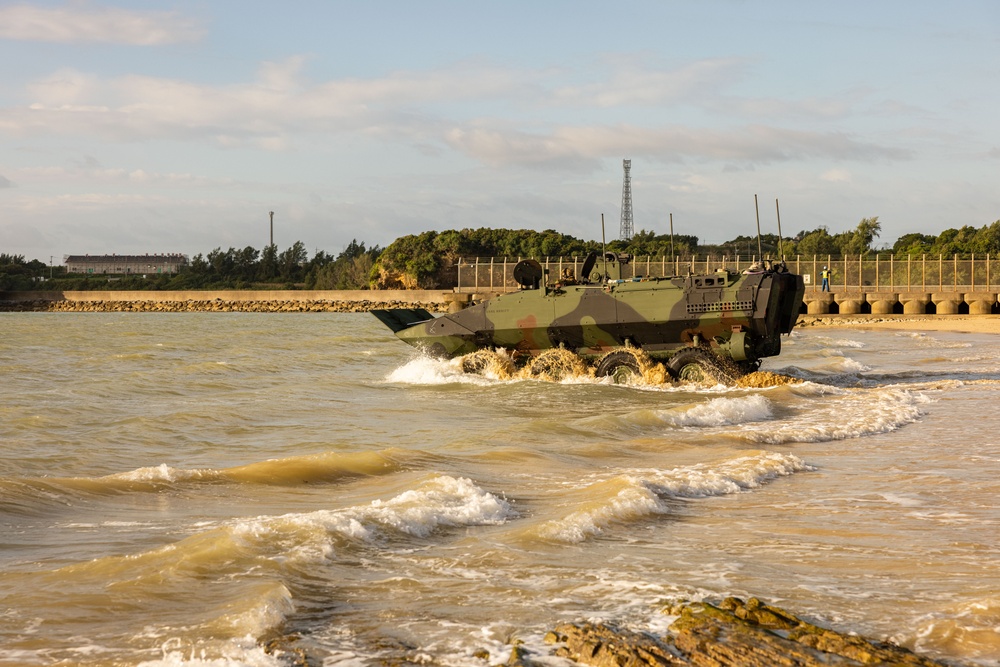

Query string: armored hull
[373,253,805,382]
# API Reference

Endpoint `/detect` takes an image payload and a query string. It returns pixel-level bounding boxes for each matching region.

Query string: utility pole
[269,211,274,247]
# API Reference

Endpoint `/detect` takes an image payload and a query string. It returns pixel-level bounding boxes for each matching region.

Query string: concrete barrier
[898,292,931,315]
[964,292,997,315]
[932,293,962,315]
[835,293,866,315]
[805,292,835,315]
[866,292,898,315]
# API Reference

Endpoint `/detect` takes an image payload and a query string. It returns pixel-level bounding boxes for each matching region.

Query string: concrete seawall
[802,290,999,315]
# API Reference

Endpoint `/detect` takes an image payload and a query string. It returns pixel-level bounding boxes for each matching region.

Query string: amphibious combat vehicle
[372,251,805,384]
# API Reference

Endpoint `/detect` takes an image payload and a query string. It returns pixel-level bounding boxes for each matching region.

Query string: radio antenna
[775,198,784,262]
[754,194,763,261]
[601,213,607,280]
[669,212,675,258]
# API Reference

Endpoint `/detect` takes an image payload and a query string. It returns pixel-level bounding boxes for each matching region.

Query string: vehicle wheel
[668,348,728,385]
[528,348,587,381]
[460,349,514,378]
[595,350,642,384]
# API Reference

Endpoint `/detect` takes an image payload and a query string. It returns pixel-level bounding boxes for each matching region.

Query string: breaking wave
[533,452,812,543]
[660,395,774,428]
[736,386,929,444]
[0,449,418,514]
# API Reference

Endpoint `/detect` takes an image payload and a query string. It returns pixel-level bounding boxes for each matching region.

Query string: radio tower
[619,159,634,240]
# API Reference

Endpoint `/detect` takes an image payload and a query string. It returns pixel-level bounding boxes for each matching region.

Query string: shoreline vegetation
[7,216,1000,293]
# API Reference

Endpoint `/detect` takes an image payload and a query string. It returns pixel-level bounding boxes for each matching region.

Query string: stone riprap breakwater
[0,298,448,313]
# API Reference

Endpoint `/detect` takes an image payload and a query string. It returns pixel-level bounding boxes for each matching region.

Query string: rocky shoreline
[0,298,449,313]
[534,597,949,667]
[268,597,954,667]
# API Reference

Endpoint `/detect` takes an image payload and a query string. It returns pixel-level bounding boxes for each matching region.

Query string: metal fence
[454,254,1000,293]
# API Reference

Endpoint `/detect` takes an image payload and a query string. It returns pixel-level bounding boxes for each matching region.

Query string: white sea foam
[738,387,929,444]
[112,463,183,482]
[831,357,871,373]
[212,582,296,639]
[661,395,774,428]
[230,475,516,559]
[138,636,285,666]
[809,351,871,373]
[385,357,494,386]
[814,336,867,349]
[537,452,812,542]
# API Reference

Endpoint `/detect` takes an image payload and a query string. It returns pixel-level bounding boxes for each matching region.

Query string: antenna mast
[753,195,763,260]
[775,198,784,262]
[620,159,633,240]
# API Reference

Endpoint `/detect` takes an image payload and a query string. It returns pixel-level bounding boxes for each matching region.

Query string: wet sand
[797,314,1000,335]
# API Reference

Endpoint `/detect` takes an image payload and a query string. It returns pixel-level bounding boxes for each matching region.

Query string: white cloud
[821,169,853,182]
[0,4,205,45]
[4,59,527,146]
[553,55,748,108]
[0,57,914,171]
[14,164,233,189]
[445,123,910,167]
[0,174,12,189]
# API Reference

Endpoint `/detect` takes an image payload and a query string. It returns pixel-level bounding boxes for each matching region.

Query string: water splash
[451,348,793,389]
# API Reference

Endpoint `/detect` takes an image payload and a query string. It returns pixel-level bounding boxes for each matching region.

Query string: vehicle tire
[528,348,587,381]
[594,350,642,384]
[460,349,514,377]
[667,347,728,385]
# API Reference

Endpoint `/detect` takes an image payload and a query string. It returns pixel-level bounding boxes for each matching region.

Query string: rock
[546,623,683,667]
[0,298,450,314]
[536,598,951,667]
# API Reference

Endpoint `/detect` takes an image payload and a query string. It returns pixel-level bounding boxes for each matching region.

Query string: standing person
[821,266,831,292]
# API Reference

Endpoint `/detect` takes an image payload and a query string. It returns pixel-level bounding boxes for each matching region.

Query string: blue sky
[2,1,998,264]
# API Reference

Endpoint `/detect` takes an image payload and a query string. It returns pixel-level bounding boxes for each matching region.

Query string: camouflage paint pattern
[372,257,805,366]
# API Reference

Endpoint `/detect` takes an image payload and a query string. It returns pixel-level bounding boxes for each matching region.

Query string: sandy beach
[797,314,1000,335]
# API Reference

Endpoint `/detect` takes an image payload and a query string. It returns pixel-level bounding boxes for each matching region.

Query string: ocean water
[1,312,999,666]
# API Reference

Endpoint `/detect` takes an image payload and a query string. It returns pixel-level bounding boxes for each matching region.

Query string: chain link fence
[454,254,1000,293]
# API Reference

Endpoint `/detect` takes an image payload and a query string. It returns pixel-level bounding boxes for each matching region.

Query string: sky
[2,1,999,264]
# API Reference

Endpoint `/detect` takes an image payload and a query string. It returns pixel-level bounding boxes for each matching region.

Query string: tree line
[0,240,381,291]
[2,216,999,291]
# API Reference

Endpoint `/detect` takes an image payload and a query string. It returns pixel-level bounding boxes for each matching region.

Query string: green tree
[278,241,308,282]
[839,217,881,256]
[929,226,978,255]
[969,221,1000,254]
[258,244,278,281]
[234,246,260,282]
[796,228,839,256]
[892,233,936,256]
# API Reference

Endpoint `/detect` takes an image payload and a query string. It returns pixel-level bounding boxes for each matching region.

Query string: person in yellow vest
[821,266,831,292]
